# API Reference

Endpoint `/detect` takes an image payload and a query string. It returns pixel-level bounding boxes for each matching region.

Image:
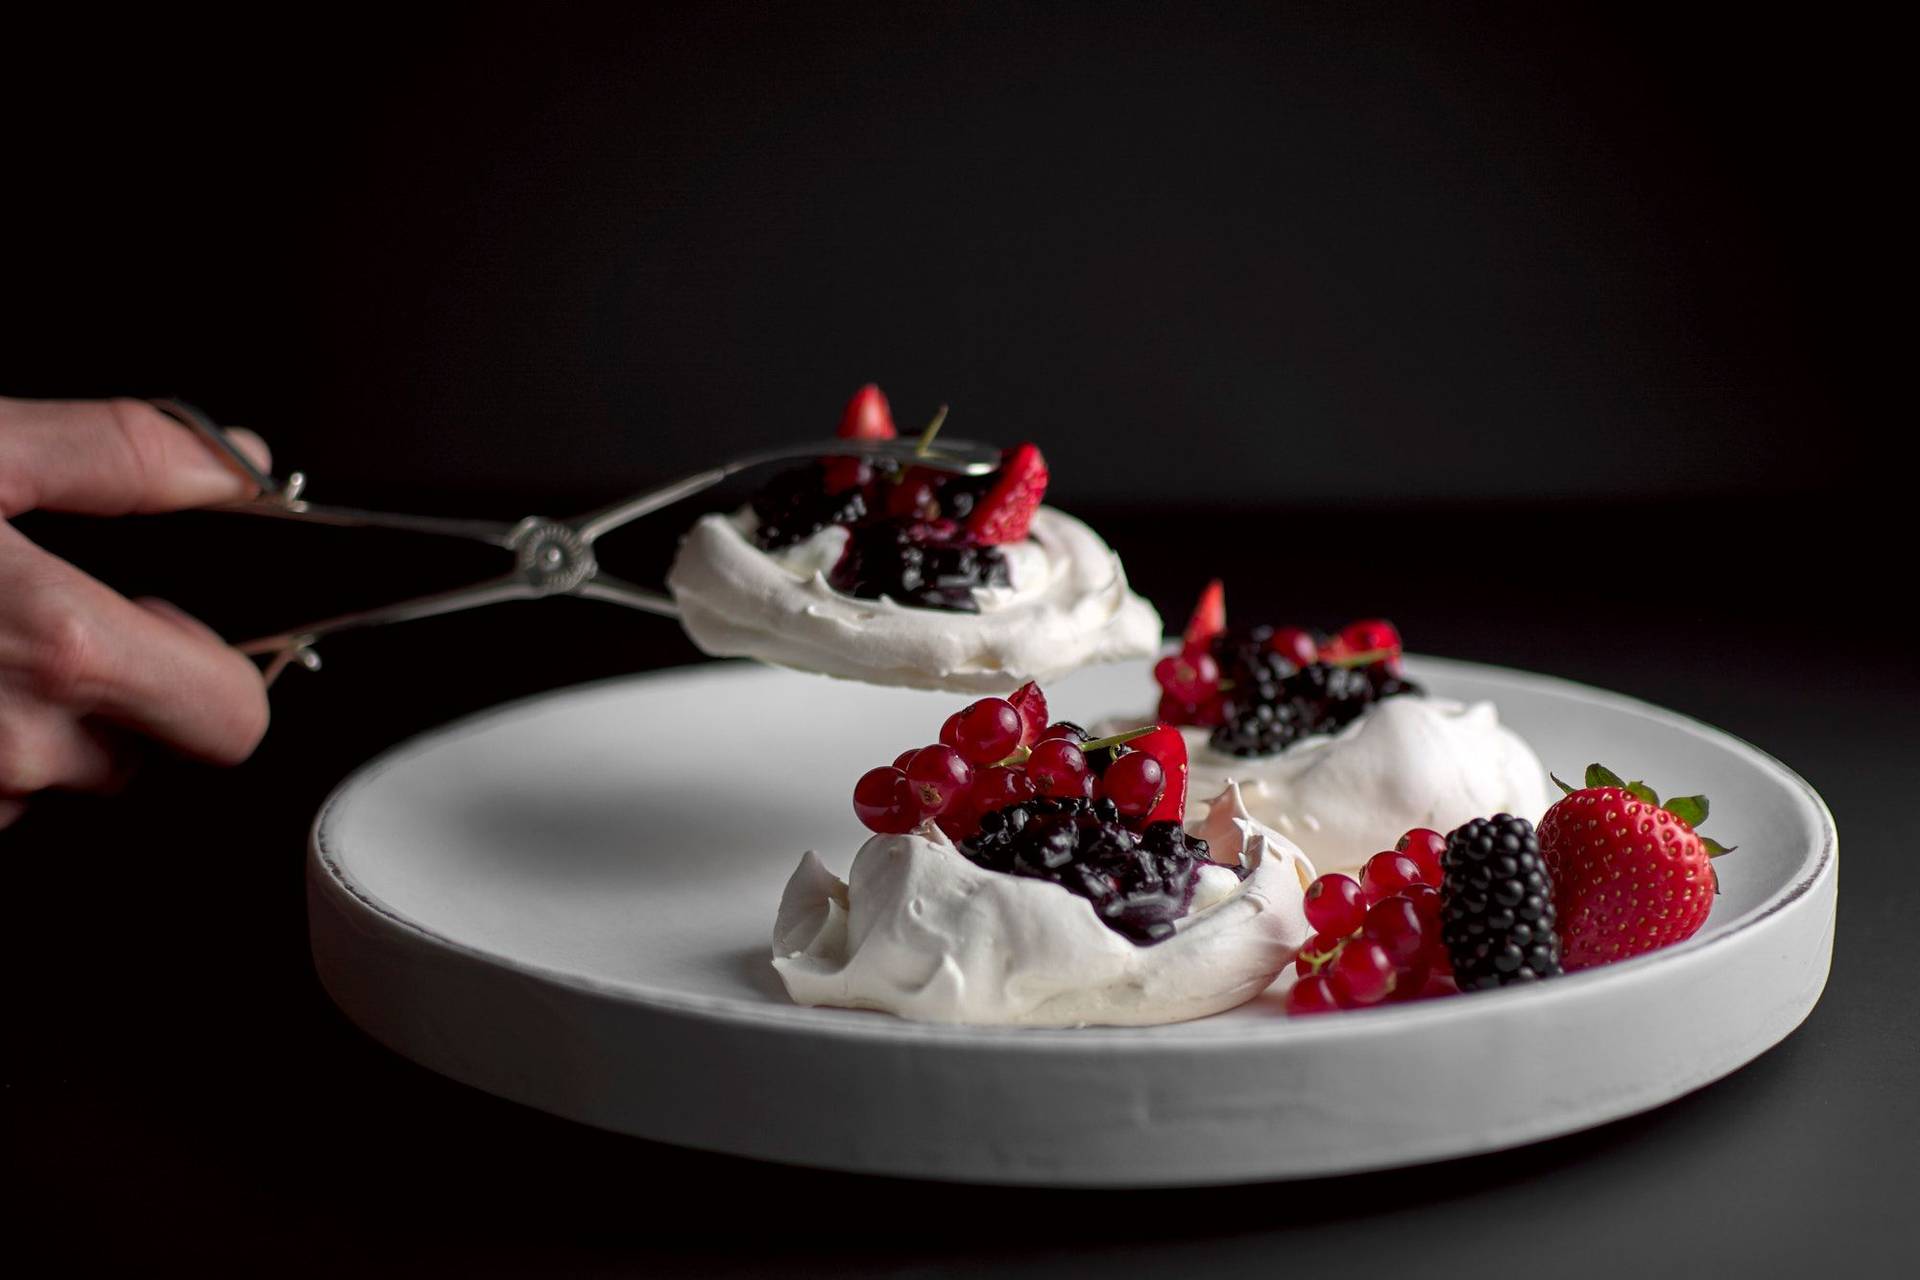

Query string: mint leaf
[1663,795,1709,827]
[1586,763,1627,790]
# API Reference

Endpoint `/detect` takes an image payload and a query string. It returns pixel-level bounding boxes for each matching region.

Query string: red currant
[1268,626,1318,667]
[1040,721,1088,743]
[852,766,924,834]
[1303,873,1366,937]
[1026,738,1093,799]
[1361,895,1426,967]
[938,712,964,751]
[934,807,977,843]
[1400,883,1443,932]
[904,746,973,815]
[969,764,1036,814]
[951,697,1024,765]
[1360,851,1424,904]
[886,469,938,519]
[1286,974,1343,1015]
[822,456,871,494]
[1098,750,1166,818]
[891,748,920,771]
[1387,957,1431,1001]
[1395,827,1446,884]
[1294,930,1346,977]
[1330,938,1397,1005]
[1153,649,1221,702]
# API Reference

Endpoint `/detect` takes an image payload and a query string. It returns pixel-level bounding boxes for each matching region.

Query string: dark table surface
[8,498,1910,1275]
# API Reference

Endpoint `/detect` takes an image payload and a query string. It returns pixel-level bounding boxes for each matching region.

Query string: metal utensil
[149,399,999,684]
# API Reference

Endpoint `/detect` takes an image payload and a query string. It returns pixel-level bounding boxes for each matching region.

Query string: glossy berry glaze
[853,685,1221,946]
[746,459,1014,613]
[1154,583,1422,758]
[1205,642,1419,758]
[960,796,1228,945]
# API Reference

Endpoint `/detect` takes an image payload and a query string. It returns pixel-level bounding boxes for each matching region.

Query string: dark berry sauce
[1205,627,1420,758]
[959,795,1233,945]
[745,460,1011,614]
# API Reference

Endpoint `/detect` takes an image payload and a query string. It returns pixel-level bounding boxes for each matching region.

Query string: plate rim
[310,655,1837,1046]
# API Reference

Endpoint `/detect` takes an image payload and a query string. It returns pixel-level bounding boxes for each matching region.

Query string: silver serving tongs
[150,399,1000,685]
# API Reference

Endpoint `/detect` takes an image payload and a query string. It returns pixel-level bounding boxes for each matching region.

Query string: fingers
[0,529,269,764]
[0,396,273,519]
[0,702,133,797]
[87,592,271,765]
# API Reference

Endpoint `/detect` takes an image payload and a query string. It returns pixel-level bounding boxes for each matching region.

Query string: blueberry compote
[746,460,1011,613]
[959,795,1231,945]
[1206,627,1420,758]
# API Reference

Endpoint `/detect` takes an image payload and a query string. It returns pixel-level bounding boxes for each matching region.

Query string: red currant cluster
[1286,828,1459,1015]
[851,682,1188,840]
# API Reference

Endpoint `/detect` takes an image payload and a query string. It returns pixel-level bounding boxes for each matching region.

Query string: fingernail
[221,428,275,481]
[136,597,209,634]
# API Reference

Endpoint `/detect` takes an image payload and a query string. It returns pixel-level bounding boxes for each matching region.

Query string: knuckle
[21,593,103,707]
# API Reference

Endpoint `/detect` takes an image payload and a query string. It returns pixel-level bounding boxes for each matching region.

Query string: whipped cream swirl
[771,783,1314,1027]
[1183,696,1551,877]
[667,506,1162,692]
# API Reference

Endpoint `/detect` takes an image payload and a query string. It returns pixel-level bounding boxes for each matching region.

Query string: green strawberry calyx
[1550,762,1736,858]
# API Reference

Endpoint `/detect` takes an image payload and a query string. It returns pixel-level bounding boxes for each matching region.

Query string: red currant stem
[1326,646,1398,668]
[1302,937,1345,974]
[913,404,950,456]
[1077,724,1158,753]
[991,723,1156,769]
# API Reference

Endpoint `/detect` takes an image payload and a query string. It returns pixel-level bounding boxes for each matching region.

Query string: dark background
[1,1,1881,508]
[4,4,1907,1276]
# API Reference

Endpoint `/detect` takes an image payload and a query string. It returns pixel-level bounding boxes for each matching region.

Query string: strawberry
[836,384,896,439]
[1008,681,1049,748]
[1537,763,1735,971]
[1181,579,1226,652]
[966,443,1048,544]
[1124,724,1189,827]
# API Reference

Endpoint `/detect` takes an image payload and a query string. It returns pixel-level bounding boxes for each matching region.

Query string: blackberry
[741,456,1015,612]
[829,519,1011,612]
[960,799,1227,945]
[1209,658,1417,758]
[925,467,997,523]
[1440,815,1564,989]
[747,462,870,551]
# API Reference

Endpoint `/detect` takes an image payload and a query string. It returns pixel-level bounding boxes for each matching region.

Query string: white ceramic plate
[309,657,1836,1186]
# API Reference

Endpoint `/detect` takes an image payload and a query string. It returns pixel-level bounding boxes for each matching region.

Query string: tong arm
[218,497,521,547]
[238,575,539,658]
[570,436,1002,543]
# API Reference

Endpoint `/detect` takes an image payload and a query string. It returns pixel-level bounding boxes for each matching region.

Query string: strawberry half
[966,443,1048,544]
[837,384,896,439]
[1537,763,1735,971]
[1181,579,1226,652]
[1125,724,1189,827]
[1008,681,1049,748]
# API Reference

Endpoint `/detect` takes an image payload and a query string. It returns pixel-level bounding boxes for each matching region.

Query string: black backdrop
[2,2,1874,510]
[6,6,1909,1277]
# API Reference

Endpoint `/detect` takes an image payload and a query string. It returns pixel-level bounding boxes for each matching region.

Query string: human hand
[1,398,272,827]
